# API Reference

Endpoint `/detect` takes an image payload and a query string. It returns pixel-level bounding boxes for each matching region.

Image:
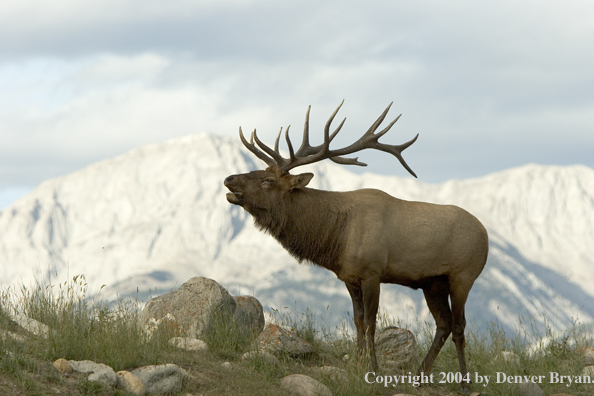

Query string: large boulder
[375,327,417,367]
[233,295,265,335]
[140,277,263,339]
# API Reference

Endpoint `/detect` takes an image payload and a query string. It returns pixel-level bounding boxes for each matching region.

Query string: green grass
[1,275,593,395]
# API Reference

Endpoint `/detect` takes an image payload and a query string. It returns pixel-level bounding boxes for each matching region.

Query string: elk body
[224,102,488,392]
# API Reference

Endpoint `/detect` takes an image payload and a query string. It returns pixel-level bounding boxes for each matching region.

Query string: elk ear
[288,173,313,190]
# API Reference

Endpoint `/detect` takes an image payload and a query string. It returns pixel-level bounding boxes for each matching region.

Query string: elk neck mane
[252,187,349,272]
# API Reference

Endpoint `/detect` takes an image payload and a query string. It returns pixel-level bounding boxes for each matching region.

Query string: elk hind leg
[418,276,452,376]
[450,282,472,392]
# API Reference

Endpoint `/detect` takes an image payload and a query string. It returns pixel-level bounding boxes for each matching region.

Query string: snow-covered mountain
[1,133,593,335]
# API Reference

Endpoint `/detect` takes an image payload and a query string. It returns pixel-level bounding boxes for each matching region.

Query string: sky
[1,0,593,209]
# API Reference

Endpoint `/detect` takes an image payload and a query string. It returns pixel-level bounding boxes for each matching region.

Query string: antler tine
[323,100,345,149]
[253,129,287,166]
[284,125,296,161]
[274,128,282,153]
[375,133,419,178]
[239,127,277,168]
[239,101,418,177]
[296,105,312,156]
[363,102,393,137]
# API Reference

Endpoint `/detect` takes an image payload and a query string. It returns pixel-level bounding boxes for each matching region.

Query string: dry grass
[1,275,593,395]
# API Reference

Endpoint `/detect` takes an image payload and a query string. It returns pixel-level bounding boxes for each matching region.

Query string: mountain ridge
[1,133,592,334]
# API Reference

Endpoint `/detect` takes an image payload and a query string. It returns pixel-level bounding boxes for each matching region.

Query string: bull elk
[224,101,488,392]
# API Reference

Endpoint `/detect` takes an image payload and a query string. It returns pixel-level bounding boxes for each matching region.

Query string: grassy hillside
[1,275,593,396]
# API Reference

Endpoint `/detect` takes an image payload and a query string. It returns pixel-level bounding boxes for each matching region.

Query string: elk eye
[262,178,274,184]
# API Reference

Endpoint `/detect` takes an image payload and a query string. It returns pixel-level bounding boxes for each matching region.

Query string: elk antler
[239,101,419,177]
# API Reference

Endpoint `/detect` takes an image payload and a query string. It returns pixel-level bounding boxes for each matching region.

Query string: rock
[518,381,545,396]
[168,337,208,351]
[579,347,594,365]
[52,358,73,374]
[221,362,232,369]
[69,360,117,387]
[140,277,238,339]
[12,314,50,338]
[131,364,184,395]
[498,350,521,365]
[582,364,594,377]
[233,295,265,335]
[280,374,332,396]
[145,313,178,338]
[257,323,313,356]
[375,327,417,366]
[241,351,280,366]
[116,371,146,396]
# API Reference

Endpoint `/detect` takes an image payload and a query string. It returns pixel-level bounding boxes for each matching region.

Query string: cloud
[0,0,593,196]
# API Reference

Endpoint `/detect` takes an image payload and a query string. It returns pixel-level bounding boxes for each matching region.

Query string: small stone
[116,371,145,396]
[221,362,232,369]
[168,337,208,351]
[52,359,73,374]
[131,364,183,395]
[280,374,332,396]
[256,324,313,356]
[69,360,117,387]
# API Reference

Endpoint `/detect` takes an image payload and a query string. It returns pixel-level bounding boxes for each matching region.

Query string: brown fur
[225,165,488,393]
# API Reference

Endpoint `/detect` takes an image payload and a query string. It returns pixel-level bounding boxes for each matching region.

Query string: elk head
[224,100,419,213]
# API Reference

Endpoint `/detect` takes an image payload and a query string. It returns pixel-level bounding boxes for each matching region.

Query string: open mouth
[225,186,243,204]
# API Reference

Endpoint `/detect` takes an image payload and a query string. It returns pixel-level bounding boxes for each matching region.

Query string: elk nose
[224,175,235,186]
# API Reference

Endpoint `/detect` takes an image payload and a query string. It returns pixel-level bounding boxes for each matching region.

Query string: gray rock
[69,360,117,387]
[281,374,332,396]
[233,295,265,335]
[130,364,184,395]
[144,313,177,338]
[257,323,313,356]
[12,314,50,338]
[168,336,208,351]
[140,277,237,339]
[375,327,417,367]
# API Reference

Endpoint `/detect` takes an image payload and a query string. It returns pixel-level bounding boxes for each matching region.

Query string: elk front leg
[345,283,365,354]
[361,276,380,371]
